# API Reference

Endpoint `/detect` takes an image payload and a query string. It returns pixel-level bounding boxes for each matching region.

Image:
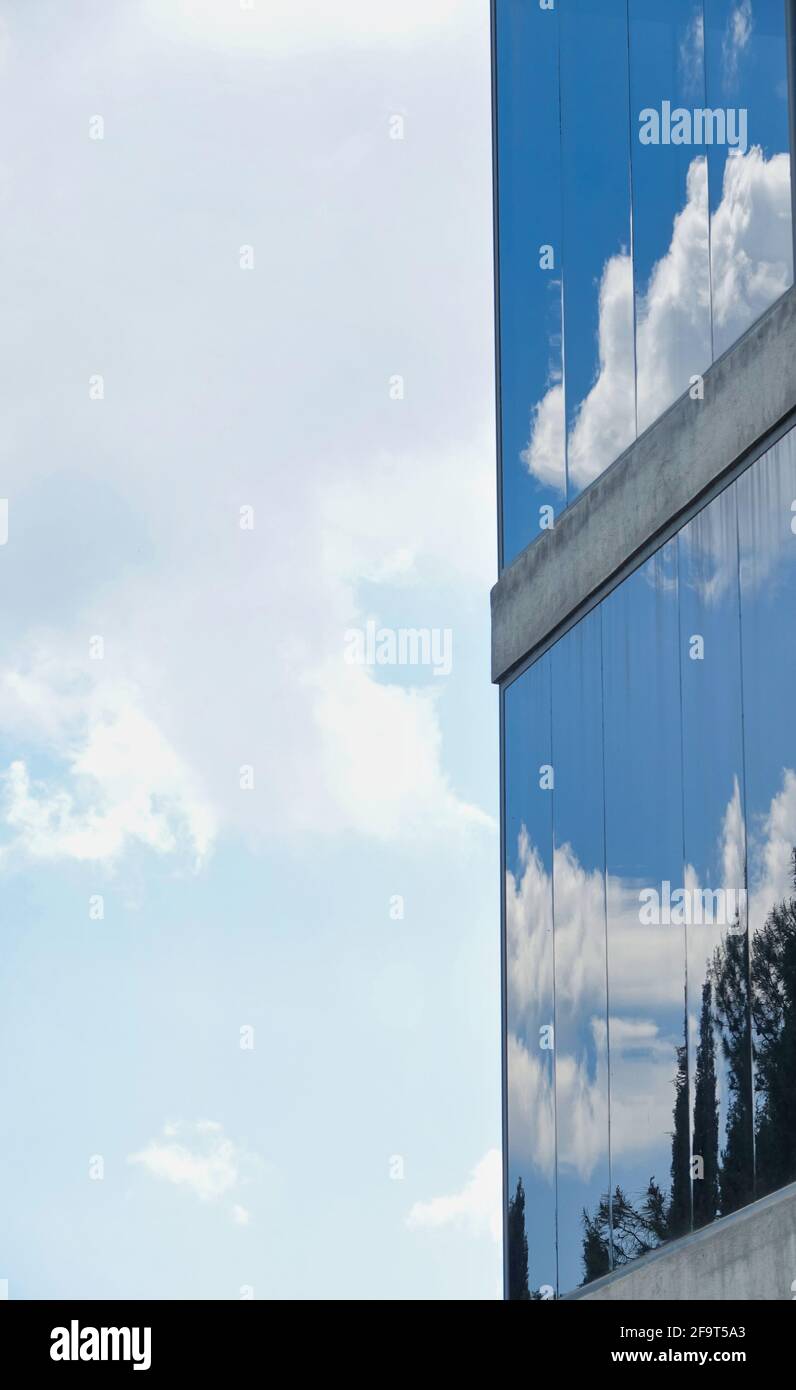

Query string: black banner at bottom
[2,1298,792,1375]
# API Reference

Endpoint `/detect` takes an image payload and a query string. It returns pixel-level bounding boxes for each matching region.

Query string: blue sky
[0,0,500,1300]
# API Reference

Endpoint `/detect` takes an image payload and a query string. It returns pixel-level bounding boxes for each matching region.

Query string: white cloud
[635,156,712,432]
[523,148,791,492]
[141,0,463,54]
[679,6,705,97]
[549,841,610,1014]
[749,768,796,935]
[711,149,792,351]
[0,672,216,870]
[522,250,635,493]
[506,824,685,1023]
[0,0,496,863]
[406,1149,501,1244]
[313,659,494,840]
[128,1121,245,1208]
[231,1203,251,1226]
[504,776,750,1179]
[505,827,553,1031]
[723,0,753,85]
[0,425,495,860]
[506,1034,555,1178]
[521,383,565,490]
[0,436,495,854]
[721,775,746,893]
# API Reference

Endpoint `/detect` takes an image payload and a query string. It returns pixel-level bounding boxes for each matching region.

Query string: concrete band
[491,284,796,686]
[563,1179,796,1301]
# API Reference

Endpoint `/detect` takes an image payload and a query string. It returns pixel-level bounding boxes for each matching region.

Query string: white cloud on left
[128,1120,251,1226]
[0,667,216,869]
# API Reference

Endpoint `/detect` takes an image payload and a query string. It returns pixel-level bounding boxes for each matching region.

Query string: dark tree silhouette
[583,1184,661,1270]
[507,1177,530,1300]
[691,975,720,1228]
[580,1028,692,1273]
[571,855,796,1292]
[751,850,796,1197]
[668,1039,691,1239]
[581,1194,611,1282]
[712,925,754,1216]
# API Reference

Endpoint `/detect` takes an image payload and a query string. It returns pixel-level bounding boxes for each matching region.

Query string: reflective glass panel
[551,611,611,1290]
[629,0,713,432]
[495,0,565,566]
[738,427,796,1199]
[600,542,690,1268]
[504,659,557,1298]
[559,0,636,497]
[679,484,753,1229]
[704,0,793,357]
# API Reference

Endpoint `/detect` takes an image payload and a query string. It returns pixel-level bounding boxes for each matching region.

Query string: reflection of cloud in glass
[679,5,706,98]
[522,251,635,491]
[507,1033,555,1179]
[749,768,796,934]
[722,0,753,87]
[678,426,796,610]
[523,148,791,492]
[712,149,791,341]
[510,1006,677,1181]
[506,826,553,1029]
[506,765,774,1178]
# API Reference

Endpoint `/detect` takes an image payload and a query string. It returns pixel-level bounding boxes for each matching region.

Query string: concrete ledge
[492,285,796,684]
[565,1181,796,1301]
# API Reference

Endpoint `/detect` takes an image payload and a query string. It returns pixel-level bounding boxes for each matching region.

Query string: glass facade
[494,0,793,568]
[503,422,796,1297]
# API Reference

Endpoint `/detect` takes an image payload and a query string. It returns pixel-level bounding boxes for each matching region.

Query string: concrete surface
[492,285,796,684]
[565,1181,796,1301]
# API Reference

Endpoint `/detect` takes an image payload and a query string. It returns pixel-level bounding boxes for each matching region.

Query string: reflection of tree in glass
[507,1177,530,1300]
[578,868,796,1284]
[580,1035,690,1281]
[669,1039,691,1239]
[507,1176,555,1300]
[752,850,796,1198]
[712,924,754,1217]
[581,1182,664,1282]
[692,976,720,1228]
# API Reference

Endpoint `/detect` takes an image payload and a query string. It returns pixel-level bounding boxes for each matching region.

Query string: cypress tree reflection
[577,861,796,1278]
[669,1039,691,1239]
[507,1177,530,1301]
[712,926,754,1217]
[752,851,796,1198]
[578,1033,691,1277]
[691,976,720,1229]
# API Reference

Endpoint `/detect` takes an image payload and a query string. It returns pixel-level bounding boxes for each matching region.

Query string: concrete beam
[565,1180,796,1301]
[491,285,796,685]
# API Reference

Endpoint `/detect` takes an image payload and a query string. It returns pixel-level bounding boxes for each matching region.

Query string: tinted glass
[504,659,557,1299]
[600,542,690,1267]
[738,428,796,1199]
[629,0,713,432]
[704,0,793,357]
[494,0,793,568]
[502,423,796,1295]
[679,484,753,1229]
[551,612,611,1290]
[559,0,636,496]
[495,0,565,566]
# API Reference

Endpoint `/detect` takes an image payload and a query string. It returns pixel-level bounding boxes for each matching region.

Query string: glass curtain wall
[503,423,796,1296]
[494,0,793,567]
